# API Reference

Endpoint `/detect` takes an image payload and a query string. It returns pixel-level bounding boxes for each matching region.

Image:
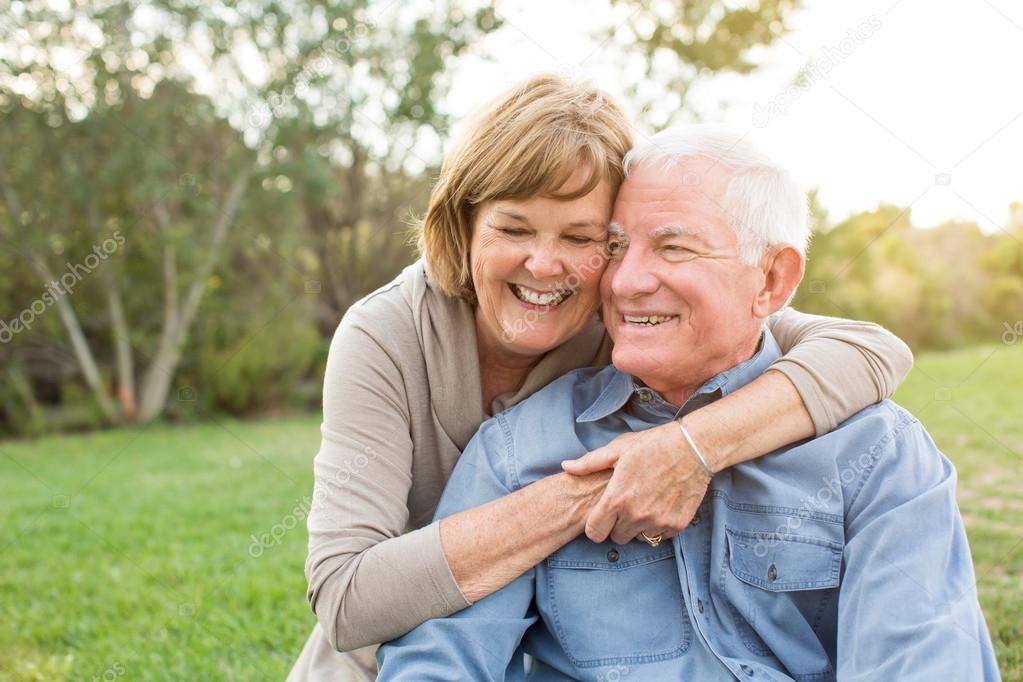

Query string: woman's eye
[564,235,595,245]
[496,227,530,237]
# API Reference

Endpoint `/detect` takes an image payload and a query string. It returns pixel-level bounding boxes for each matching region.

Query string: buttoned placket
[675,532,774,680]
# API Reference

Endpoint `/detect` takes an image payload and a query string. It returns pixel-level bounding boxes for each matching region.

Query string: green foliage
[0,0,494,432]
[191,309,323,415]
[793,199,1023,350]
[608,0,803,126]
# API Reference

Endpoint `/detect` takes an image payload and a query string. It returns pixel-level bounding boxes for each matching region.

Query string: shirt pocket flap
[725,527,842,592]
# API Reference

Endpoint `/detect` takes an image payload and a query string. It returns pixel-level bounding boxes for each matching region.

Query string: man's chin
[610,346,657,377]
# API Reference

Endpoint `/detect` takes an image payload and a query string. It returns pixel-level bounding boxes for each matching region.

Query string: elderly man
[375,126,999,681]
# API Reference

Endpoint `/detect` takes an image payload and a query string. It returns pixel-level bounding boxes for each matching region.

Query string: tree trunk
[137,164,253,421]
[33,254,120,421]
[0,159,119,422]
[103,274,137,420]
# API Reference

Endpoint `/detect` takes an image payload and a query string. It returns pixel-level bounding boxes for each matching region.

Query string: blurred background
[1,0,1020,679]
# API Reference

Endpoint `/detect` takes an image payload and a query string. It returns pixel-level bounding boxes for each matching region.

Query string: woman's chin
[500,324,577,357]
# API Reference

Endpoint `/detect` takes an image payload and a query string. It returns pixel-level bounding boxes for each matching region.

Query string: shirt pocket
[719,527,841,681]
[544,537,691,668]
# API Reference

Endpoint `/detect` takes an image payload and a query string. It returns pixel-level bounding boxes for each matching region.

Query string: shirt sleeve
[304,307,470,653]
[836,410,999,680]
[376,417,538,681]
[766,308,914,435]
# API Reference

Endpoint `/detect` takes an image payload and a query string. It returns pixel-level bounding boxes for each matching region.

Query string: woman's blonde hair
[418,74,634,302]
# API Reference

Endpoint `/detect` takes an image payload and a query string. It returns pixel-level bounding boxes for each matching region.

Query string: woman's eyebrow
[493,208,529,222]
[566,219,608,229]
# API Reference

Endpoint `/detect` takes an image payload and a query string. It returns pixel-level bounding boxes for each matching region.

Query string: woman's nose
[525,241,565,280]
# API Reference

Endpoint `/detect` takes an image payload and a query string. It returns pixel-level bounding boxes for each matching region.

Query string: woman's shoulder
[334,259,474,360]
[338,261,427,337]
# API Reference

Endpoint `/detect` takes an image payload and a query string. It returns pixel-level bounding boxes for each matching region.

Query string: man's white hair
[623,124,809,265]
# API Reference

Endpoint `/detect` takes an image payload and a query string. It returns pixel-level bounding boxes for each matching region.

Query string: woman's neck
[475,316,542,413]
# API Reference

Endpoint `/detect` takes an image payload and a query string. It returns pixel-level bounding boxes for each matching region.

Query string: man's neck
[656,331,764,407]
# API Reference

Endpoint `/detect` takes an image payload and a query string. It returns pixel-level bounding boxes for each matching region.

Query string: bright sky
[445,0,1023,232]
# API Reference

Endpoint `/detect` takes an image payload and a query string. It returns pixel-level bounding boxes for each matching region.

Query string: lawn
[1,343,1021,680]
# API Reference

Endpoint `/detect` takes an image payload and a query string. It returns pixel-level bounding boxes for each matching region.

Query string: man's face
[601,157,766,404]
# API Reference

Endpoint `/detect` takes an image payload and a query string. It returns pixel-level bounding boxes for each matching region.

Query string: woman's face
[470,167,612,360]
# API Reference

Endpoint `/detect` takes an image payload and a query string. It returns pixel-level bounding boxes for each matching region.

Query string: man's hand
[561,422,712,545]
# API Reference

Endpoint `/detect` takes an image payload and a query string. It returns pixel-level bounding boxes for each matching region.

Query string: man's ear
[752,245,805,318]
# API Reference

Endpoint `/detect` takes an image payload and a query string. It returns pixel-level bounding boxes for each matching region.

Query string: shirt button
[697,598,704,614]
[767,563,778,581]
[691,513,700,526]
[740,664,755,676]
[607,549,619,562]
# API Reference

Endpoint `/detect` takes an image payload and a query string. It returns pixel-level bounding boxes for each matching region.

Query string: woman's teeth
[510,284,572,306]
[623,315,677,326]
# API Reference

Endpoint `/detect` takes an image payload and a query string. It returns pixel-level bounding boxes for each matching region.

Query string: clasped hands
[561,421,713,545]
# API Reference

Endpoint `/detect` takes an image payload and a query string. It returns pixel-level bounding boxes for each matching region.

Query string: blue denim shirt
[377,330,999,681]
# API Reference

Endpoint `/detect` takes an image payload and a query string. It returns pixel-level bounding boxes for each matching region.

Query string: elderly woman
[288,75,912,680]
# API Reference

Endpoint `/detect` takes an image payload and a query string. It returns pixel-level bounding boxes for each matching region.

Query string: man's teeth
[623,314,676,326]
[511,284,571,306]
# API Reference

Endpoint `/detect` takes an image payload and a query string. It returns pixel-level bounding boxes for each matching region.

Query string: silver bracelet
[678,418,715,477]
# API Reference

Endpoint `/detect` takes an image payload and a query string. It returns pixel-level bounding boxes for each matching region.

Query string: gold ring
[640,531,663,547]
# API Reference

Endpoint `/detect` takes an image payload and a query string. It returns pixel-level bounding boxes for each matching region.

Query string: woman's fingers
[561,446,619,475]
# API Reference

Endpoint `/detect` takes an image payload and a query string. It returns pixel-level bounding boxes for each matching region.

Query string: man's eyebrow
[648,224,709,243]
[607,222,626,238]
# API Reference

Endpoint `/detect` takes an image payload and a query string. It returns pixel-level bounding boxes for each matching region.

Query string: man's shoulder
[825,399,928,460]
[832,399,918,437]
[495,364,617,427]
[814,400,952,502]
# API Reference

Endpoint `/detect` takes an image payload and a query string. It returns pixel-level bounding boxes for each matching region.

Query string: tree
[0,0,500,425]
[0,0,810,432]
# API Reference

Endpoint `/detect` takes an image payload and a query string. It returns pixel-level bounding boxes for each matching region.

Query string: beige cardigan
[288,260,912,680]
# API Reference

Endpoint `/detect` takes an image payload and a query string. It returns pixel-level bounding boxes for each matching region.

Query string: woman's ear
[752,245,805,318]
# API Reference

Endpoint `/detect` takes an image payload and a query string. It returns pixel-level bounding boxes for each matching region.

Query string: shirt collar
[576,328,783,423]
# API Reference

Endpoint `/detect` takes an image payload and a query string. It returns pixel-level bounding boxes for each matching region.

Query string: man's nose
[525,240,566,280]
[610,248,658,298]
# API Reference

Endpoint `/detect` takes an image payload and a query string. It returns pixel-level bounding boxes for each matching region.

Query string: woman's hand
[561,421,712,545]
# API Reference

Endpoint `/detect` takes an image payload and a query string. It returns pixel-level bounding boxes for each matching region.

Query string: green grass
[0,416,321,680]
[1,343,1020,680]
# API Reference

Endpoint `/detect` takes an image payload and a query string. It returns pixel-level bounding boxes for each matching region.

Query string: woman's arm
[306,308,607,652]
[765,307,914,435]
[563,310,914,544]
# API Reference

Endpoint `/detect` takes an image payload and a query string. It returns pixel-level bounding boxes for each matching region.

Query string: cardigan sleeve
[765,308,914,435]
[304,305,469,653]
